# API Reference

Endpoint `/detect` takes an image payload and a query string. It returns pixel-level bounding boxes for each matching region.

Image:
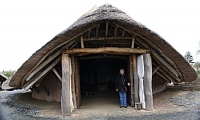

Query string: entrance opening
[79,54,128,108]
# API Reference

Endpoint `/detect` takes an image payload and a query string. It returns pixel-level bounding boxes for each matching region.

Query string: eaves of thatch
[9,4,197,88]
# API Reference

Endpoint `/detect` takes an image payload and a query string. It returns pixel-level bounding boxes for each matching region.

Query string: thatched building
[9,4,197,116]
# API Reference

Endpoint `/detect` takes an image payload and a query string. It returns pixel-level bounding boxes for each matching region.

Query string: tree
[184,51,194,65]
[197,42,200,55]
[2,70,16,78]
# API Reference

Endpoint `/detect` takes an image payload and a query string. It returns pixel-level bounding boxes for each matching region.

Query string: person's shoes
[124,106,127,108]
[120,106,122,108]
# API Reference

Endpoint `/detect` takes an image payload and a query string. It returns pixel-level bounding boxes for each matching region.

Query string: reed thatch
[10,4,197,88]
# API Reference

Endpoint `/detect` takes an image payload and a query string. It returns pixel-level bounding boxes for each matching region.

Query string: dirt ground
[0,88,200,120]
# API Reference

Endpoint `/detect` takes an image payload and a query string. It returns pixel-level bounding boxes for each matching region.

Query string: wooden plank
[61,53,71,116]
[105,22,108,37]
[71,56,77,108]
[65,47,150,55]
[131,36,135,48]
[80,35,84,48]
[129,55,134,106]
[133,54,139,106]
[52,68,62,81]
[143,53,154,111]
[137,55,145,109]
[23,57,61,90]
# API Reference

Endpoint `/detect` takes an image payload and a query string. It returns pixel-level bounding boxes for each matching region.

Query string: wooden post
[131,36,135,48]
[137,55,145,109]
[80,35,84,48]
[133,54,139,107]
[105,22,108,38]
[143,53,154,111]
[75,57,81,108]
[71,56,77,108]
[129,55,134,106]
[61,53,71,116]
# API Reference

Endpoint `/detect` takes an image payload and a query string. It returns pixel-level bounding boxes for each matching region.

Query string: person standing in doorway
[116,68,130,108]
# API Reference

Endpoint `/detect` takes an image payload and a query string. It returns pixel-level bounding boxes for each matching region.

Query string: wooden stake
[143,53,154,111]
[61,53,71,116]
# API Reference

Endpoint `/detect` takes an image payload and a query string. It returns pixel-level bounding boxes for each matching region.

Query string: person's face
[120,69,124,75]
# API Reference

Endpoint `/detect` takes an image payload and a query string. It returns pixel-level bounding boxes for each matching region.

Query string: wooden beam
[122,30,125,38]
[152,66,160,75]
[61,53,71,116]
[105,22,108,37]
[83,37,131,41]
[21,23,100,86]
[23,57,61,90]
[21,24,99,85]
[80,35,84,48]
[25,50,61,81]
[133,54,139,106]
[131,36,135,48]
[88,29,91,39]
[129,55,134,106]
[71,56,77,108]
[65,47,150,55]
[113,22,182,79]
[52,68,62,81]
[75,57,81,108]
[143,53,154,111]
[137,55,145,109]
[135,37,180,80]
[96,24,99,38]
[114,26,118,39]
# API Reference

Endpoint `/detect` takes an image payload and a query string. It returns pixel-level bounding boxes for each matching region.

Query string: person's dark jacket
[115,74,129,92]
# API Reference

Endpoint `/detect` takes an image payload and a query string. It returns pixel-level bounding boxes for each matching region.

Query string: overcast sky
[0,0,200,71]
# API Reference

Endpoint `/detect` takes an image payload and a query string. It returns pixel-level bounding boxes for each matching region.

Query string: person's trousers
[119,92,127,107]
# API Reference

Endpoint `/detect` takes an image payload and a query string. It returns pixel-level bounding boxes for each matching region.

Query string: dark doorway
[79,55,128,107]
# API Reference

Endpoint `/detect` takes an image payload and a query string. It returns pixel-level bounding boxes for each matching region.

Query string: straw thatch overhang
[9,4,197,90]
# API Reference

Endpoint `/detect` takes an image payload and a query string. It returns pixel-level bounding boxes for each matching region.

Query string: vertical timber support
[129,55,134,106]
[133,54,139,108]
[71,56,77,108]
[61,53,71,116]
[143,53,154,111]
[137,55,145,109]
[75,57,81,108]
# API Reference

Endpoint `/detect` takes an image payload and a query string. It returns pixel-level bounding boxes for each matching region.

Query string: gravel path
[0,90,200,120]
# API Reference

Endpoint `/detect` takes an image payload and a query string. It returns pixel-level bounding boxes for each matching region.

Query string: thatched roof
[10,4,197,88]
